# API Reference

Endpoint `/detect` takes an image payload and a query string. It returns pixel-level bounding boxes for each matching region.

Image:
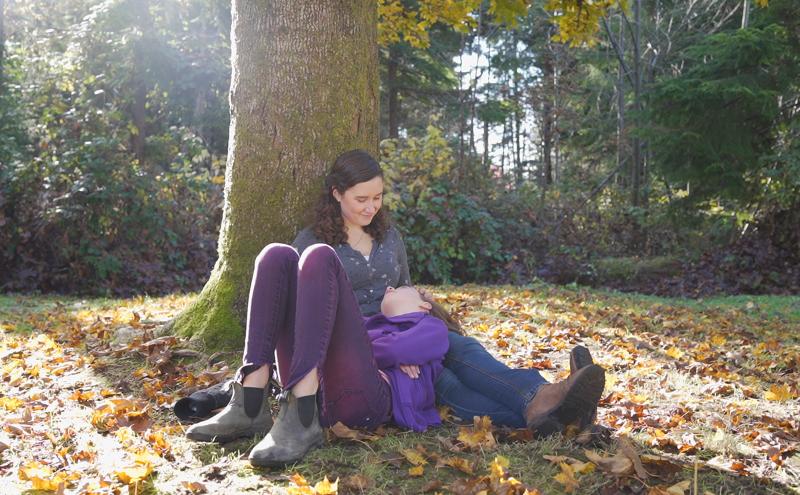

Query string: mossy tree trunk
[169,1,378,350]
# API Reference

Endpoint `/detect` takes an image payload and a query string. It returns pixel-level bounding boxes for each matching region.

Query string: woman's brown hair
[312,149,391,245]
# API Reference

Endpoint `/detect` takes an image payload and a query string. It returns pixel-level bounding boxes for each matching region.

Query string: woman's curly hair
[312,149,391,245]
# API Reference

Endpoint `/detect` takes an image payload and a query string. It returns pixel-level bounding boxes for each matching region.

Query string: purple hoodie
[366,312,449,432]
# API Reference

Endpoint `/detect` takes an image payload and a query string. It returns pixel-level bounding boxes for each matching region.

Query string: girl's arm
[370,317,448,368]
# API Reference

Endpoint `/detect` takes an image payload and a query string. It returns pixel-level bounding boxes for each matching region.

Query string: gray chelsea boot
[248,391,324,467]
[185,381,273,443]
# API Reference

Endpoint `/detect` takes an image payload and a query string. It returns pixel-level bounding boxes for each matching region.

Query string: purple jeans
[241,243,391,429]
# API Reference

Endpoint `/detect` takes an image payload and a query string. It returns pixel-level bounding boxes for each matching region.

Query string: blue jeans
[434,333,547,428]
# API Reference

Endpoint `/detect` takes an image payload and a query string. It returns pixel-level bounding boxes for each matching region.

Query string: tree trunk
[130,0,151,166]
[540,32,555,187]
[0,0,5,83]
[616,14,626,187]
[169,0,378,349]
[631,0,642,207]
[387,45,399,138]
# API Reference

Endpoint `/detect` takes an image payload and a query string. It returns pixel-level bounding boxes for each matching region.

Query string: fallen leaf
[314,476,338,494]
[618,435,648,478]
[584,449,634,475]
[553,462,579,493]
[401,448,427,466]
[765,384,795,402]
[182,481,207,494]
[408,465,424,476]
[666,480,691,495]
[437,456,474,474]
[458,415,496,450]
[328,421,378,441]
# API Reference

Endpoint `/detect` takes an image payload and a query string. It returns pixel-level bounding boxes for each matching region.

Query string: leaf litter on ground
[0,285,798,494]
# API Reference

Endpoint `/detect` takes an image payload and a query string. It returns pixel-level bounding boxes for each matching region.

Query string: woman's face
[333,176,383,230]
[381,286,432,317]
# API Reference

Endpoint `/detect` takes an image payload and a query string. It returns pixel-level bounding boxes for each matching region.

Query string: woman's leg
[240,243,299,384]
[442,332,547,417]
[186,243,298,442]
[281,243,391,428]
[435,368,526,428]
[250,244,391,467]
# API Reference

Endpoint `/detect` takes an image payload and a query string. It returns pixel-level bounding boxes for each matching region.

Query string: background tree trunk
[169,0,378,349]
[1,0,5,82]
[386,45,399,138]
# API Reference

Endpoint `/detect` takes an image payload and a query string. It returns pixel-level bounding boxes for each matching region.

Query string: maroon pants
[241,243,391,429]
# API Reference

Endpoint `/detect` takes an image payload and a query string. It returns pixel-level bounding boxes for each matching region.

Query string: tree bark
[387,45,399,138]
[1,0,5,83]
[130,0,151,166]
[169,0,379,348]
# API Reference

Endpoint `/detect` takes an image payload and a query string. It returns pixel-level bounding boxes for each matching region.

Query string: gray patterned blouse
[292,226,411,316]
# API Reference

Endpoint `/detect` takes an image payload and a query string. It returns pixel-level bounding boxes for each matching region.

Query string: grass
[2,283,799,494]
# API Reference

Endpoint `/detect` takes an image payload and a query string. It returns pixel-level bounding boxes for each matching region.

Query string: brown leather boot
[569,345,594,374]
[525,364,605,437]
[569,345,598,427]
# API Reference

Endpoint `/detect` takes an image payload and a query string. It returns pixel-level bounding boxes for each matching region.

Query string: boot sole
[529,364,605,437]
[248,436,324,467]
[186,424,271,444]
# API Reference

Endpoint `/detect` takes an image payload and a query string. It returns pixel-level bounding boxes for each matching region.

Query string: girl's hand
[399,364,420,379]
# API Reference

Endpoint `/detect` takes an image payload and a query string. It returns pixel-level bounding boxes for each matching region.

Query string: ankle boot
[525,364,605,437]
[569,345,598,427]
[569,345,594,374]
[185,382,273,443]
[248,391,324,467]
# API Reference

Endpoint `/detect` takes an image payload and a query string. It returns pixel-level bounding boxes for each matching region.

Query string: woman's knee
[254,243,298,270]
[298,243,339,273]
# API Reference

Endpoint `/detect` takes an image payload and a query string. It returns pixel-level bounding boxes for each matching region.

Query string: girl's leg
[443,332,547,417]
[435,368,526,428]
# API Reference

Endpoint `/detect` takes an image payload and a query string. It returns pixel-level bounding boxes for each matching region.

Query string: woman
[187,150,446,467]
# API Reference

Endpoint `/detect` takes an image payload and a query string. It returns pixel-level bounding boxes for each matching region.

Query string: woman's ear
[420,301,433,312]
[331,188,342,203]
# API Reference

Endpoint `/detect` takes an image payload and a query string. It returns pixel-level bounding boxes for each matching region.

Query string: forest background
[1,0,798,299]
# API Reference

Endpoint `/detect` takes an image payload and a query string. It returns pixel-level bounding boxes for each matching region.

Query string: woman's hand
[417,287,435,303]
[399,364,420,379]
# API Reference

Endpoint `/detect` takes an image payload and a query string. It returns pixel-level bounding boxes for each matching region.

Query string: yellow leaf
[290,473,309,486]
[115,463,152,484]
[211,175,225,185]
[0,397,24,412]
[665,347,684,359]
[408,465,424,476]
[401,448,427,466]
[18,461,66,491]
[553,462,579,493]
[439,456,474,474]
[667,479,691,495]
[458,416,496,450]
[765,383,794,401]
[314,476,338,494]
[489,455,510,479]
[710,334,727,346]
